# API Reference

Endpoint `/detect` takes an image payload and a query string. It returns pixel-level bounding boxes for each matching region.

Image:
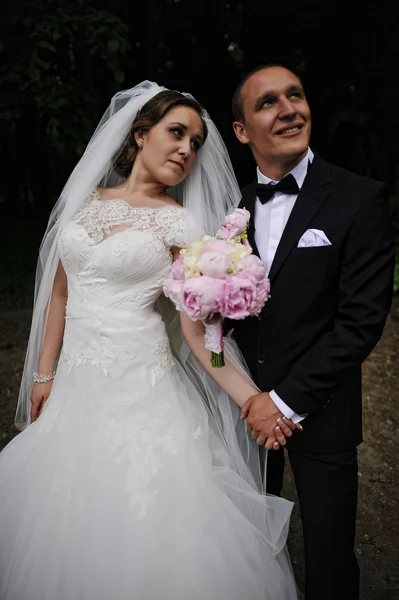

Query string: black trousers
[266,447,359,600]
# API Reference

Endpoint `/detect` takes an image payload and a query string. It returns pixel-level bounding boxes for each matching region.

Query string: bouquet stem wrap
[204,319,225,367]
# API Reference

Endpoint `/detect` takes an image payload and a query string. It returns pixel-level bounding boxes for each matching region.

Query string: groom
[229,64,395,600]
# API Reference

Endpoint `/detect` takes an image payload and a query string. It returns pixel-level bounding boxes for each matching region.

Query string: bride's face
[135,106,205,186]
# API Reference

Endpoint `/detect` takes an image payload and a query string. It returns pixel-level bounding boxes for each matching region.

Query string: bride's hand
[241,392,303,450]
[30,382,53,423]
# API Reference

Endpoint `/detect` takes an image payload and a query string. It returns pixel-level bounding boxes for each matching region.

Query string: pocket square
[297,228,332,248]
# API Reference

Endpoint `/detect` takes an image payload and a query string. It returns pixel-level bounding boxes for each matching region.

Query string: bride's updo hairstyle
[113,90,209,178]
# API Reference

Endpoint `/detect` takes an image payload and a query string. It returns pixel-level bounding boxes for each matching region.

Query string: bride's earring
[138,141,143,149]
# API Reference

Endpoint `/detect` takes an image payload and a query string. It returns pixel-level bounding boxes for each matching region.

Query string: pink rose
[163,278,185,311]
[199,250,234,278]
[251,279,271,315]
[202,239,232,252]
[240,254,267,282]
[182,276,225,320]
[170,256,185,280]
[217,208,251,239]
[220,274,258,320]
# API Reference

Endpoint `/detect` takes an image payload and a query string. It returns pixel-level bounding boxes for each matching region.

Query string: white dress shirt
[255,148,314,423]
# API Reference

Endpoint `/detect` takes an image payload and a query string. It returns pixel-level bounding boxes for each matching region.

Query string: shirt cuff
[269,390,306,424]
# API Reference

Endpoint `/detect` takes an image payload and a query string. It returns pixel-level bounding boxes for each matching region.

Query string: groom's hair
[232,63,303,123]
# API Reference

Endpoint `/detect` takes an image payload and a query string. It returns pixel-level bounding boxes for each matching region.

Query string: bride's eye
[191,139,201,152]
[170,127,183,138]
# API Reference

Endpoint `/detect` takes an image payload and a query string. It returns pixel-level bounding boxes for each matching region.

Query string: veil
[15,80,267,494]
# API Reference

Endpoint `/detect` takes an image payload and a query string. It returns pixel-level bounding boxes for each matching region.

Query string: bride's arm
[180,313,296,449]
[170,244,258,408]
[37,261,68,374]
[179,313,258,408]
[30,261,68,422]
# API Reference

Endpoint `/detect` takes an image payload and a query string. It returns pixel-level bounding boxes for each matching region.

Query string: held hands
[240,392,303,450]
[30,381,53,423]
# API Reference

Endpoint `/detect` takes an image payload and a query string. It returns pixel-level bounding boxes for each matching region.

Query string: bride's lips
[169,160,185,172]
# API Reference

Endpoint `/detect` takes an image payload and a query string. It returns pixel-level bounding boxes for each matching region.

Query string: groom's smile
[276,123,303,135]
[233,66,311,178]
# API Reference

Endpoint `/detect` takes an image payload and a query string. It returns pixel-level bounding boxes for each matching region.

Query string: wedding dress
[0,191,297,600]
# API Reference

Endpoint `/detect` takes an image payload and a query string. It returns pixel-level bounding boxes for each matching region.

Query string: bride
[0,81,298,599]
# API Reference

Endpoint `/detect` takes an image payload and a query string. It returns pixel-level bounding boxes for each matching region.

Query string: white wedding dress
[0,191,297,600]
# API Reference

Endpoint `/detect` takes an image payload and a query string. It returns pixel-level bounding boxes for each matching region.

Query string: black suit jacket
[228,153,395,452]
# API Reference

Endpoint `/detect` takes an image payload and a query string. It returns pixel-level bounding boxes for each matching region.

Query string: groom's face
[233,67,311,170]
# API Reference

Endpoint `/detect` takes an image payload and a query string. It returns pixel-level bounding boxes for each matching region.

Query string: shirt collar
[257,147,314,188]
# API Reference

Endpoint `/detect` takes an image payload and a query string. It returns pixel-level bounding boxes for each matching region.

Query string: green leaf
[115,71,125,84]
[36,58,51,70]
[31,68,41,82]
[38,41,56,52]
[107,40,119,52]
[0,110,15,121]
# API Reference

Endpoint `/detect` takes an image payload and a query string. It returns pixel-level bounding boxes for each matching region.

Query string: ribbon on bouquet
[203,318,225,367]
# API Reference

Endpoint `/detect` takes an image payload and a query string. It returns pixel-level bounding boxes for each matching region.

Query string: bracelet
[33,371,56,383]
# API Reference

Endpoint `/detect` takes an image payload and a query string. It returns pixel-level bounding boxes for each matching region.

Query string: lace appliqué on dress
[58,326,129,375]
[148,338,175,387]
[72,190,194,248]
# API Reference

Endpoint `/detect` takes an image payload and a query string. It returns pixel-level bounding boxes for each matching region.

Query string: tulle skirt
[0,353,298,599]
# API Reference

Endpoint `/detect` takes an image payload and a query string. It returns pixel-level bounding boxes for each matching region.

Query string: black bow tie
[256,173,299,204]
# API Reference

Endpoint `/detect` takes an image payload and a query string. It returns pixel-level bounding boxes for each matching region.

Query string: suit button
[257,355,266,364]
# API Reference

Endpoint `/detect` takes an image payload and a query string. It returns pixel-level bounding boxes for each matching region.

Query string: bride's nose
[178,138,191,157]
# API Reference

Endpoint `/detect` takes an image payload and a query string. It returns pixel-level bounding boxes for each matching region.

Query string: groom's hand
[241,392,297,450]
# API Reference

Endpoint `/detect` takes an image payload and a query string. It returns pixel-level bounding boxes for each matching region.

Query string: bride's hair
[113,90,209,178]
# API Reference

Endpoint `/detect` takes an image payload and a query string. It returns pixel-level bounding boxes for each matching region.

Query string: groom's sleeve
[274,183,395,416]
[269,390,305,423]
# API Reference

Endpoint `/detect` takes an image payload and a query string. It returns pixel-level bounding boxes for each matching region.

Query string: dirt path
[0,308,398,598]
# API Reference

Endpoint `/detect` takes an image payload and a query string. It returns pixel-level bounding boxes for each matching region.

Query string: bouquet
[163,208,270,367]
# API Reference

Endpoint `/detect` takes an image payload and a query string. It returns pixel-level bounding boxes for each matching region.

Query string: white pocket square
[297,229,332,248]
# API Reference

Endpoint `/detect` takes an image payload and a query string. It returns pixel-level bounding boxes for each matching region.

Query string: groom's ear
[233,121,250,145]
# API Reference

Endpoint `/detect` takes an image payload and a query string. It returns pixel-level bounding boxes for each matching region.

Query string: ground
[0,302,398,599]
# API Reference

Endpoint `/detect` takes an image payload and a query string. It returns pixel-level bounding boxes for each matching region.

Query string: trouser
[266,447,359,600]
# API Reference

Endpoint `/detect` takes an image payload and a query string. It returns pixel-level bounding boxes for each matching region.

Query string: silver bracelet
[33,371,56,383]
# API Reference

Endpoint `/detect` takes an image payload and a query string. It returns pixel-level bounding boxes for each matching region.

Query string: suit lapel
[268,154,333,283]
[239,180,260,258]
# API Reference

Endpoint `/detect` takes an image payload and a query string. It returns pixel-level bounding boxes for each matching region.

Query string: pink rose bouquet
[163,208,270,367]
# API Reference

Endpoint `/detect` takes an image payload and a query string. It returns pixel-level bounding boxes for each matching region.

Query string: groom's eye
[257,95,274,109]
[288,87,304,99]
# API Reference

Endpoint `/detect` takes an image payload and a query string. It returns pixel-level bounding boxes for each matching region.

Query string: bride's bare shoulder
[95,187,119,200]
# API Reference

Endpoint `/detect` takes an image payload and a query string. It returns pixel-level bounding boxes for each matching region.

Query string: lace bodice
[57,191,198,380]
[59,190,196,306]
[72,190,195,246]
